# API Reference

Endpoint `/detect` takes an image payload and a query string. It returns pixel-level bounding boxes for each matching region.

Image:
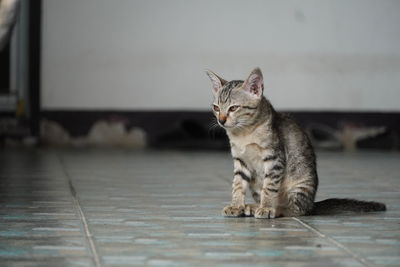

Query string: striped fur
[206,68,386,218]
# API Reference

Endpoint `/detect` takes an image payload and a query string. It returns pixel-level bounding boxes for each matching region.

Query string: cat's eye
[229,105,239,112]
[212,105,220,112]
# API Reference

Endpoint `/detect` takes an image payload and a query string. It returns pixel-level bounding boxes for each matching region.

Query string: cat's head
[206,68,264,129]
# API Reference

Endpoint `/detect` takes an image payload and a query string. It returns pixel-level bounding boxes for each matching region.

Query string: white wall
[41,0,400,111]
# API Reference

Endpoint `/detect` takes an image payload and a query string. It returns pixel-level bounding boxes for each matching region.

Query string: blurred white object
[87,120,147,148]
[307,123,386,151]
[40,119,71,146]
[338,124,386,151]
[0,0,19,51]
[40,119,147,148]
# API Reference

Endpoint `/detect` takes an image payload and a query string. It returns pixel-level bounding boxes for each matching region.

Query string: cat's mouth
[217,120,239,129]
[218,123,235,129]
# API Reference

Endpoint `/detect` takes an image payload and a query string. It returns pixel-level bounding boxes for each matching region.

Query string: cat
[206,68,386,218]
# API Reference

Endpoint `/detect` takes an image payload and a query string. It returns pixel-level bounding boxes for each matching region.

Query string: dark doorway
[0,0,41,141]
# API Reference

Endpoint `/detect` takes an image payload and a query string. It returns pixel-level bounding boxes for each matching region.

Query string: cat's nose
[218,114,227,125]
[218,118,227,125]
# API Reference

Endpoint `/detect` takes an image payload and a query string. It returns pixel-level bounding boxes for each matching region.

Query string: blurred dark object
[154,119,229,150]
[357,130,399,150]
[0,41,10,93]
[41,110,399,151]
[296,112,399,151]
[307,123,342,150]
[0,0,18,94]
[0,0,41,143]
[41,111,230,150]
[0,0,20,51]
[307,122,387,151]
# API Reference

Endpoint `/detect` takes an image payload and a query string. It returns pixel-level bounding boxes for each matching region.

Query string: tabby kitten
[206,68,386,218]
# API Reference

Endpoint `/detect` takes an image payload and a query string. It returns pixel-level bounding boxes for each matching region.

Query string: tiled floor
[1,149,399,267]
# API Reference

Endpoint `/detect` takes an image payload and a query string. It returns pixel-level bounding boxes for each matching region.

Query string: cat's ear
[243,68,264,98]
[205,70,227,94]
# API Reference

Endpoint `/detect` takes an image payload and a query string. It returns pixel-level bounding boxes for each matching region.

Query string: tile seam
[58,155,102,267]
[291,217,372,267]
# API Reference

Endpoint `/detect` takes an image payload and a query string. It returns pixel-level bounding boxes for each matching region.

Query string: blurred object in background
[337,122,386,152]
[0,0,19,51]
[37,1,400,151]
[1,0,40,146]
[2,1,400,150]
[154,118,229,150]
[40,119,147,148]
[307,122,387,151]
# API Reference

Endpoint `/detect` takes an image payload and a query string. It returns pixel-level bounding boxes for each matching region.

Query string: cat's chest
[229,136,265,173]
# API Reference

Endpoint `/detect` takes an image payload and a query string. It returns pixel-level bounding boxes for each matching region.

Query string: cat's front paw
[255,207,277,219]
[222,205,245,217]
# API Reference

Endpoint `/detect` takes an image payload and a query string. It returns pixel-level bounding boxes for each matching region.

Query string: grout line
[58,155,102,267]
[291,217,372,267]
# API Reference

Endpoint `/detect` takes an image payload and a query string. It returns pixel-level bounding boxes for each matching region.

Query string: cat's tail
[311,198,386,215]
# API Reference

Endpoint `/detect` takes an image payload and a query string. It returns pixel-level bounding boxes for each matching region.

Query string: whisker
[208,118,222,139]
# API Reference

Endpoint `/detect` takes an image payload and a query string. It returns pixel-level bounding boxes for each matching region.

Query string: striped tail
[311,198,386,215]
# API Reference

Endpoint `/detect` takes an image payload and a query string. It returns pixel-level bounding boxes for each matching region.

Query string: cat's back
[275,113,316,174]
[276,113,309,144]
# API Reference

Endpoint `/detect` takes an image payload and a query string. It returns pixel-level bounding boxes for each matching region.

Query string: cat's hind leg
[283,190,314,217]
